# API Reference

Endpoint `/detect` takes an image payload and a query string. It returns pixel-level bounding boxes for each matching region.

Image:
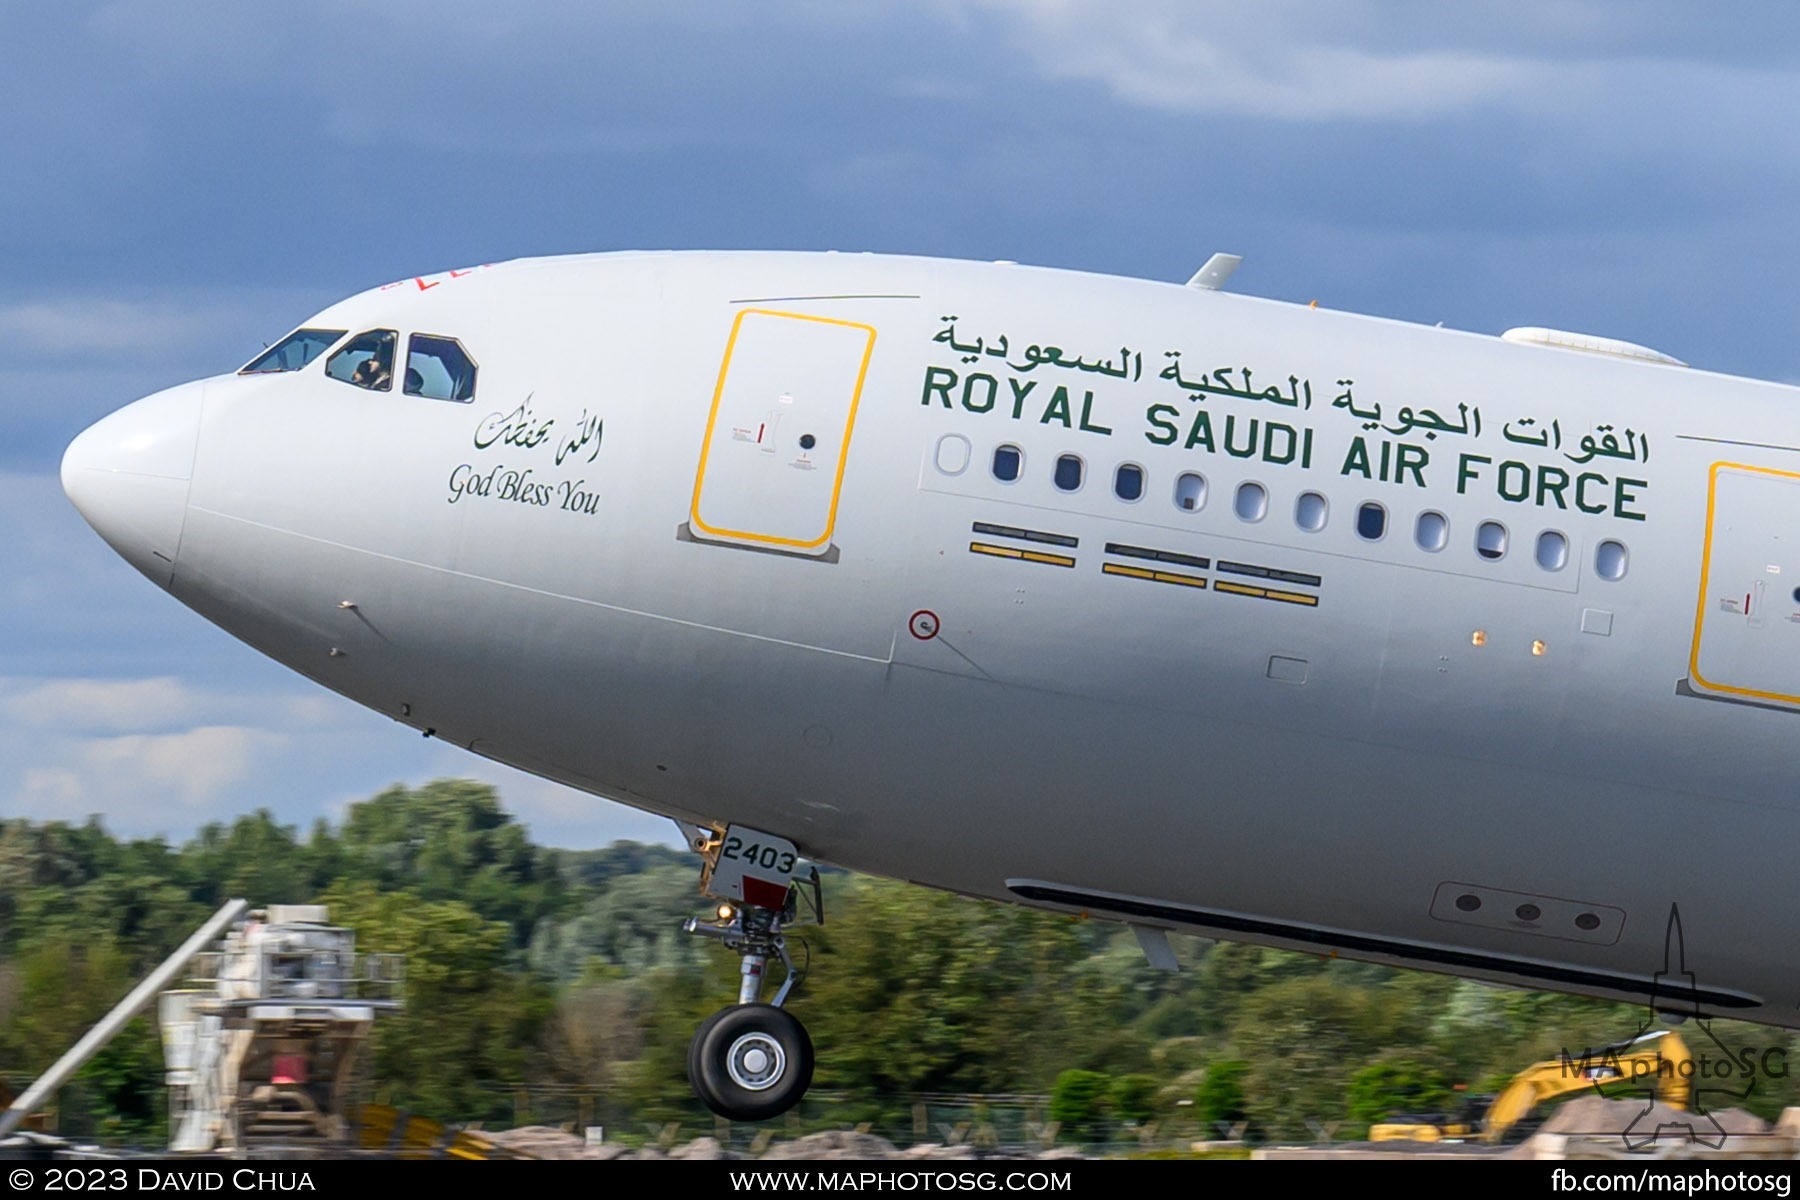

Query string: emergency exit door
[688,308,877,556]
[1688,461,1800,707]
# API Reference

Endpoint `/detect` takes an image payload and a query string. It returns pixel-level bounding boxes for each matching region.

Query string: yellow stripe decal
[971,542,1074,568]
[1214,580,1318,607]
[1104,562,1208,589]
[1264,589,1320,607]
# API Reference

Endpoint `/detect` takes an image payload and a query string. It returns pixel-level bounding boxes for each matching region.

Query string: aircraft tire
[687,1006,735,1113]
[688,1003,814,1121]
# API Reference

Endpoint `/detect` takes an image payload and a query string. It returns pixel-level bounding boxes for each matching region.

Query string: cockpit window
[324,329,397,391]
[239,328,346,375]
[404,334,478,402]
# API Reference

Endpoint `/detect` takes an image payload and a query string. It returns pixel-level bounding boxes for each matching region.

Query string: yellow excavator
[1369,1030,1693,1143]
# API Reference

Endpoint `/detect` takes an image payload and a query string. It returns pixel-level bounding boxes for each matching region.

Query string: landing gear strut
[679,823,822,1121]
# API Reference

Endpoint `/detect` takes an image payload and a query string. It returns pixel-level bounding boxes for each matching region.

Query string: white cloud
[0,666,678,847]
[953,1,1542,120]
[5,724,287,824]
[1086,34,1512,118]
[80,725,285,809]
[946,0,1800,130]
[0,676,201,733]
[18,766,83,810]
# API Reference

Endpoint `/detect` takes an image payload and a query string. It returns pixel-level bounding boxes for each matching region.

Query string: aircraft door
[687,308,877,558]
[1688,462,1800,708]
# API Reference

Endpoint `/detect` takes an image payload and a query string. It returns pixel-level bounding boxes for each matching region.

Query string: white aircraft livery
[61,250,1800,1119]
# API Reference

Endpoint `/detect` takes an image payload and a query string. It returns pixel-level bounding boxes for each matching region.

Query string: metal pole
[0,897,249,1138]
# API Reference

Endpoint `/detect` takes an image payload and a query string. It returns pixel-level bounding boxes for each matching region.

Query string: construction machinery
[1369,1030,1694,1144]
[159,905,403,1152]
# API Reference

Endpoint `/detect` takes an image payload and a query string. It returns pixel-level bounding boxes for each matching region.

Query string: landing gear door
[1688,462,1800,709]
[688,309,877,557]
[701,825,799,911]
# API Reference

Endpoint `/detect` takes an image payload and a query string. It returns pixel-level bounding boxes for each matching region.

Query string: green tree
[319,882,552,1122]
[1232,972,1418,1140]
[1344,1057,1453,1138]
[1111,1073,1159,1125]
[1194,1059,1249,1134]
[797,878,1120,1115]
[1049,1069,1111,1143]
[333,781,564,947]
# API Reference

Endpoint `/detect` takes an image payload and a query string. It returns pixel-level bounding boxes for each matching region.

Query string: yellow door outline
[1689,460,1800,705]
[689,308,878,551]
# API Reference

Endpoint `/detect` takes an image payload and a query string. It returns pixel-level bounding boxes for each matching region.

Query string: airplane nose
[61,381,204,588]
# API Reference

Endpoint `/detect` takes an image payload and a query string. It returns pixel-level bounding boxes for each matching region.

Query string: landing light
[717,903,737,922]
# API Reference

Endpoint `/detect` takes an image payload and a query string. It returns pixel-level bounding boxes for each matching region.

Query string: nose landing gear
[679,823,822,1121]
[687,1002,813,1121]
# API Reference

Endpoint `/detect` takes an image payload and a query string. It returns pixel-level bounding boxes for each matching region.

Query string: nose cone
[62,381,204,588]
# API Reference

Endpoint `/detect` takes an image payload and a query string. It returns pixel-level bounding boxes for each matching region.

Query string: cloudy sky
[6,1,1800,849]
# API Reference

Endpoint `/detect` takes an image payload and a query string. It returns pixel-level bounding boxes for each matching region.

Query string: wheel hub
[726,1032,787,1091]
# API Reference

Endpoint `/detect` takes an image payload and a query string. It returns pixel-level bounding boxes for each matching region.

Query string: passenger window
[1295,491,1328,532]
[1477,521,1509,561]
[1595,540,1629,581]
[240,328,346,375]
[1053,454,1084,492]
[934,434,971,476]
[992,444,1022,482]
[325,329,397,391]
[404,334,478,402]
[1234,482,1267,522]
[1536,530,1569,571]
[1415,510,1448,552]
[1173,472,1207,512]
[1355,502,1386,541]
[1114,463,1145,502]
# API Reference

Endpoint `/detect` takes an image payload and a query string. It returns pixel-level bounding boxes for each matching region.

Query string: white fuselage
[64,251,1800,1024]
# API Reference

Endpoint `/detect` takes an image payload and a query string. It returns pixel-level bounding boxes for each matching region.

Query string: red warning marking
[909,610,940,640]
[742,875,791,910]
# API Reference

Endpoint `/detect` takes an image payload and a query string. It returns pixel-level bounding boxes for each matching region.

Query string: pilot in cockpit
[352,357,390,390]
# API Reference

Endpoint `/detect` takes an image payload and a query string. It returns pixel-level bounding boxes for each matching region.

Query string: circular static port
[1515,903,1542,922]
[799,434,817,450]
[1455,893,1482,912]
[1575,912,1601,931]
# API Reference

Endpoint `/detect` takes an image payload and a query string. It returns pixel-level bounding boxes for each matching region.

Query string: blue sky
[7,1,1800,848]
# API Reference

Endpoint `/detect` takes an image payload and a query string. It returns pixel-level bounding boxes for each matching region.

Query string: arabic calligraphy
[555,409,605,466]
[1330,380,1480,441]
[1501,418,1648,463]
[1160,352,1312,409]
[935,316,1142,381]
[475,397,554,451]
